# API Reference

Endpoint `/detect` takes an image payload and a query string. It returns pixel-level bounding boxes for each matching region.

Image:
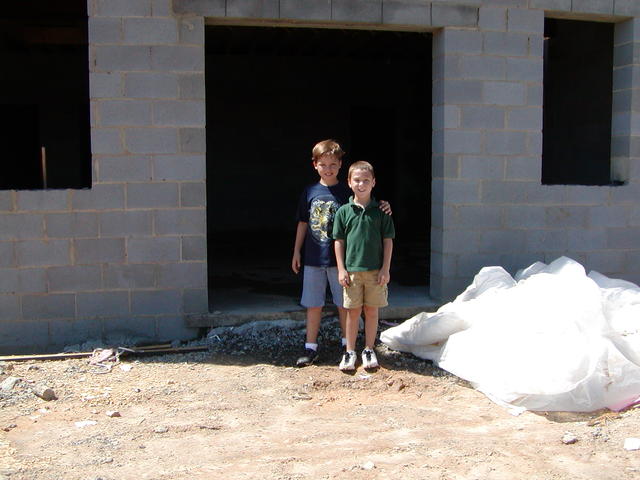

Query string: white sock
[305,343,318,351]
[341,338,347,347]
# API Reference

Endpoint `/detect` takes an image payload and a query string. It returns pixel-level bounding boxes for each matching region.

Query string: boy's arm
[379,200,392,215]
[377,238,393,285]
[291,221,307,274]
[334,239,350,287]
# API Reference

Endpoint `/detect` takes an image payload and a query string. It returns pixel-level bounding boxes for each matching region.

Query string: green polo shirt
[332,197,395,272]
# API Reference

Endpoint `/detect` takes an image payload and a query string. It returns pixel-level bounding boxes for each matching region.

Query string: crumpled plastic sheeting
[380,257,640,413]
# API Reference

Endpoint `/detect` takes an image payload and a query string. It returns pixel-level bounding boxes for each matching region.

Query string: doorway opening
[205,26,432,314]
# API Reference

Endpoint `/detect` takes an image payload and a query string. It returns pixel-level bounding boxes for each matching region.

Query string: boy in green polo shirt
[332,161,395,371]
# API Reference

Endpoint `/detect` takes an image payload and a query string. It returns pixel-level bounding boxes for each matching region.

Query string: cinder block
[507,107,542,130]
[99,211,153,237]
[614,0,640,16]
[528,0,571,11]
[153,101,205,126]
[88,17,122,44]
[152,0,173,16]
[0,320,50,353]
[456,205,503,229]
[614,43,634,68]
[173,0,225,15]
[103,264,157,288]
[332,0,382,23]
[432,4,478,27]
[504,205,546,228]
[46,213,99,238]
[589,206,631,228]
[48,318,104,348]
[96,0,151,16]
[227,0,279,18]
[124,18,178,44]
[460,156,505,180]
[528,34,544,57]
[125,73,179,99]
[486,131,527,155]
[0,214,43,240]
[505,156,540,181]
[0,242,14,268]
[280,0,332,20]
[607,227,640,249]
[440,130,482,155]
[131,289,182,315]
[151,46,204,71]
[442,80,484,104]
[18,269,47,294]
[461,106,505,129]
[157,262,207,288]
[97,156,152,182]
[545,206,589,228]
[178,16,204,44]
[75,238,126,264]
[507,8,543,33]
[90,73,122,98]
[441,30,483,54]
[48,265,103,292]
[16,240,70,267]
[103,316,157,342]
[585,250,626,275]
[183,288,208,313]
[127,237,181,262]
[179,128,206,153]
[484,81,526,106]
[22,294,76,320]
[95,46,152,71]
[459,56,506,80]
[154,209,206,235]
[455,253,502,277]
[480,229,526,254]
[506,57,543,82]
[156,315,199,341]
[483,32,529,56]
[613,65,633,91]
[91,128,124,155]
[178,74,205,99]
[614,18,640,46]
[181,236,207,260]
[441,179,481,204]
[99,100,152,127]
[16,191,68,212]
[180,183,206,207]
[564,186,610,205]
[153,155,206,181]
[72,184,125,210]
[0,192,13,211]
[479,7,506,31]
[77,291,130,318]
[127,182,179,208]
[382,0,430,26]
[482,180,534,204]
[125,128,178,154]
[567,228,607,251]
[0,294,20,320]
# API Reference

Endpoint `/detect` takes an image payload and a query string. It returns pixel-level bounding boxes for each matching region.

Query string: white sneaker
[339,350,357,371]
[361,348,379,369]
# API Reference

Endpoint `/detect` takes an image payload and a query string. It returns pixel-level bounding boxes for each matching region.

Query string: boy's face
[348,168,375,198]
[313,154,342,183]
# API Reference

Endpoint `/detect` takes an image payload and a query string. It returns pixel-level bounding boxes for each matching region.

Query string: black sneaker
[296,348,318,367]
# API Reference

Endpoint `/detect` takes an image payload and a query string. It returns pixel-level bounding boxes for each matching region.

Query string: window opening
[542,18,614,186]
[0,0,91,190]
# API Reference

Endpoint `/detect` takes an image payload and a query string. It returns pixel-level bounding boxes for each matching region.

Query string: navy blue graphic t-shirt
[296,182,352,267]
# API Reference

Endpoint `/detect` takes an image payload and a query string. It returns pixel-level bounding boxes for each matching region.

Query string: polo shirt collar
[348,196,378,210]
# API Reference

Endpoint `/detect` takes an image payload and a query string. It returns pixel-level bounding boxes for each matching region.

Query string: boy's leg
[326,266,348,347]
[337,307,347,345]
[305,307,322,344]
[363,305,379,350]
[297,266,328,367]
[346,307,362,352]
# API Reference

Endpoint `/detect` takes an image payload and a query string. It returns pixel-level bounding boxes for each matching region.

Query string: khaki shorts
[343,270,388,309]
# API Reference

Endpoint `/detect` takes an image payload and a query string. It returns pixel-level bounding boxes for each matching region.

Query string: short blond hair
[312,139,345,162]
[348,161,375,181]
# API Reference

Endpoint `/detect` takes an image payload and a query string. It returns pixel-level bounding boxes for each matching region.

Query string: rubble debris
[75,420,97,428]
[3,424,17,432]
[105,411,121,418]
[0,377,20,392]
[154,426,169,433]
[32,385,57,401]
[562,432,578,445]
[624,438,640,451]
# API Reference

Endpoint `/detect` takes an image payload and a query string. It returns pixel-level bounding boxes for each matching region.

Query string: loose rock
[154,426,169,433]
[105,411,121,418]
[623,438,640,451]
[32,385,57,401]
[562,432,578,445]
[1,376,21,391]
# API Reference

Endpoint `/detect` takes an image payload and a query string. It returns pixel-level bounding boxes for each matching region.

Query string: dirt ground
[1,343,640,480]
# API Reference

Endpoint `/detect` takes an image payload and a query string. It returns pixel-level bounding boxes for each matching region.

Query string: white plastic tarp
[380,257,640,413]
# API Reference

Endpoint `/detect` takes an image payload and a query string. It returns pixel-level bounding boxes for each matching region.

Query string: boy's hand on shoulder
[292,252,301,274]
[338,269,350,287]
[377,269,390,286]
[379,200,392,216]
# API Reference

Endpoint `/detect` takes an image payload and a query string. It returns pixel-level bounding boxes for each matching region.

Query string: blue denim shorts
[301,265,343,308]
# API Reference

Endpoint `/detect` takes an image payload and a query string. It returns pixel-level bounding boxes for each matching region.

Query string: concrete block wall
[2,0,640,351]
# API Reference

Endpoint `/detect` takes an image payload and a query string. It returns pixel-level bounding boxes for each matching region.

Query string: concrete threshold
[187,284,441,328]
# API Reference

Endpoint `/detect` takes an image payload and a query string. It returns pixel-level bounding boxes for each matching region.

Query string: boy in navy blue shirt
[292,140,390,366]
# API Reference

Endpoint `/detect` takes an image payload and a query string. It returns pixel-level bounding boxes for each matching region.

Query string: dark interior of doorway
[205,26,432,312]
[0,0,91,190]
